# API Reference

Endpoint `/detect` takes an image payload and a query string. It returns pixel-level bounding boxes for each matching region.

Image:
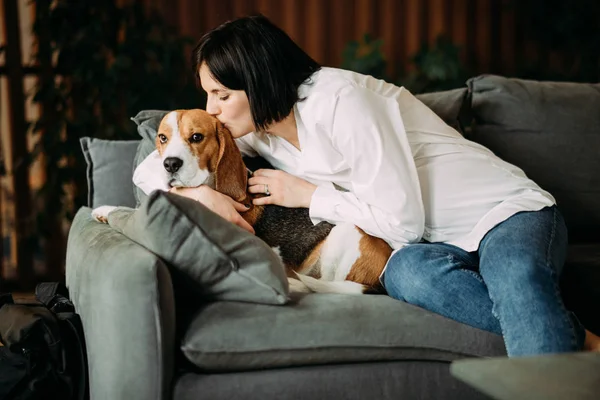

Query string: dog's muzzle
[163,157,183,173]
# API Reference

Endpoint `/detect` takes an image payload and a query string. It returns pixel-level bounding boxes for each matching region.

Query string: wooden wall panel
[146,0,599,83]
[474,0,491,73]
[381,0,400,77]
[429,0,448,43]
[404,0,423,73]
[452,0,469,67]
[329,0,353,68]
[305,0,327,63]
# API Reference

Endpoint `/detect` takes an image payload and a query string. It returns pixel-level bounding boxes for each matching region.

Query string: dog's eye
[190,133,204,143]
[158,134,168,144]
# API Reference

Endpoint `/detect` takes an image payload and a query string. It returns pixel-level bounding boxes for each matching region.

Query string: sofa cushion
[175,361,485,400]
[80,137,141,208]
[66,207,176,400]
[130,110,169,206]
[416,87,469,132]
[181,292,506,372]
[104,190,289,305]
[467,75,600,237]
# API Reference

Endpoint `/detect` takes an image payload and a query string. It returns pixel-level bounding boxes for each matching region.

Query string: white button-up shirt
[134,67,555,259]
[233,67,555,254]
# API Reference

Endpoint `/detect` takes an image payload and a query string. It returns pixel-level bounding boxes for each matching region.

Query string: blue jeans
[383,206,585,357]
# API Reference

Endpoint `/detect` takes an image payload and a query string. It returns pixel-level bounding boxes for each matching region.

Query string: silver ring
[264,184,270,196]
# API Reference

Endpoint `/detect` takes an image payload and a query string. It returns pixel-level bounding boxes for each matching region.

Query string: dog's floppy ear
[215,122,248,203]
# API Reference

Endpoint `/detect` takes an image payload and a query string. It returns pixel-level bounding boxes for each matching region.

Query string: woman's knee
[480,206,568,277]
[483,250,560,296]
[383,244,449,300]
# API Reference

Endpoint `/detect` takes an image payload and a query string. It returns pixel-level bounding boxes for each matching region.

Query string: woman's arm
[169,185,254,234]
[309,86,425,249]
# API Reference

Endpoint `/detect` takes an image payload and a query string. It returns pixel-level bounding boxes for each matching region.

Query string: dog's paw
[287,277,311,293]
[91,206,117,224]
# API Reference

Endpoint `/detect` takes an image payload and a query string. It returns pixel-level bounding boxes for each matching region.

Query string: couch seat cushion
[181,293,506,372]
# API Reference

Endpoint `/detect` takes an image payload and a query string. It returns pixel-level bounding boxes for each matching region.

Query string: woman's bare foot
[584,329,600,352]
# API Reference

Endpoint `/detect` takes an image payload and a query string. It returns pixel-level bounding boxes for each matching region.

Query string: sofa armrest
[66,207,176,400]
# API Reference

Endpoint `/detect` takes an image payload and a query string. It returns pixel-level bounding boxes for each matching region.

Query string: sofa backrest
[81,75,600,241]
[466,75,600,241]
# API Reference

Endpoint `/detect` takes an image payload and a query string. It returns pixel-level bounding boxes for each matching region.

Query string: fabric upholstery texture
[104,190,289,305]
[66,207,175,400]
[175,361,489,400]
[416,87,468,132]
[181,292,506,371]
[80,137,141,208]
[467,75,600,236]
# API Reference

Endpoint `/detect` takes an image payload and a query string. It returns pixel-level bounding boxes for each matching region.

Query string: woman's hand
[168,186,255,234]
[248,169,317,208]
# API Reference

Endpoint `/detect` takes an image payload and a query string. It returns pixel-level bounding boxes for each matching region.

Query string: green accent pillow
[80,137,141,208]
[105,190,289,305]
[130,110,169,206]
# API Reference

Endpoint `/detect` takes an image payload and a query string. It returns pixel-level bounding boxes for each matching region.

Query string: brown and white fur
[93,109,392,294]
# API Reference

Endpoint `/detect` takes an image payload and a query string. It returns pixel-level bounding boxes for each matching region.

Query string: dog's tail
[289,274,367,295]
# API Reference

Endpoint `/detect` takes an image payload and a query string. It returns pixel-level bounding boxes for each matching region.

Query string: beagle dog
[93,109,392,294]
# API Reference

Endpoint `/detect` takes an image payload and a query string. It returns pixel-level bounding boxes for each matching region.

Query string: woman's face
[199,63,255,138]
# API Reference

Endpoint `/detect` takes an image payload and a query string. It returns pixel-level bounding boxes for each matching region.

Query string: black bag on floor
[0,282,88,400]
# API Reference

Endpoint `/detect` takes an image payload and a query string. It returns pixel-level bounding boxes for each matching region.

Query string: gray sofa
[66,74,600,400]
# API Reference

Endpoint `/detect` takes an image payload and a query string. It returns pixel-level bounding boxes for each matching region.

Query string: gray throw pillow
[130,110,169,206]
[80,137,141,208]
[104,190,289,305]
[416,87,469,133]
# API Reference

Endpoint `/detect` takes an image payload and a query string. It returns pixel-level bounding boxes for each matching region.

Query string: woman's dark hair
[192,15,321,131]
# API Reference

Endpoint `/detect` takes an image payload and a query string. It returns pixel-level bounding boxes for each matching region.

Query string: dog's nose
[163,157,183,173]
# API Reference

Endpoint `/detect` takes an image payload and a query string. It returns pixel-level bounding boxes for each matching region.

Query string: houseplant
[31,0,203,272]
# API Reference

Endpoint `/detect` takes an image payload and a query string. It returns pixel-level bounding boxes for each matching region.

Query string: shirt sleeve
[308,86,425,249]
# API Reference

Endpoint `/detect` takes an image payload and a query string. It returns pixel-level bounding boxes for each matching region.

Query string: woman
[134,14,600,356]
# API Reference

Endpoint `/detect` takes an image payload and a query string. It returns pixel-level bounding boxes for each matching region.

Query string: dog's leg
[319,223,362,281]
[271,246,312,293]
[91,205,118,224]
[294,273,366,294]
[287,277,312,293]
